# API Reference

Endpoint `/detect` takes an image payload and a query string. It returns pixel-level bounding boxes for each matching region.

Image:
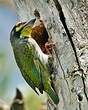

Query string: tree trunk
[13,0,88,110]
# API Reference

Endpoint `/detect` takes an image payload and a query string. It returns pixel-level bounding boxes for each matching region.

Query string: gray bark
[13,0,88,110]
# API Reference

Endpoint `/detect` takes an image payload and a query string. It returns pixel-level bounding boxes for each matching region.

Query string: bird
[10,10,59,105]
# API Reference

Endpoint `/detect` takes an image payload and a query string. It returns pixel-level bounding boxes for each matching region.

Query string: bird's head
[10,19,36,43]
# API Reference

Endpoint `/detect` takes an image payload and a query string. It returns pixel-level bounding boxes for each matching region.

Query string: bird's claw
[45,42,55,54]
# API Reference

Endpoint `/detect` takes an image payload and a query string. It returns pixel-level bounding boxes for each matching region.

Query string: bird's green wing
[25,38,49,94]
[33,57,60,104]
[33,56,49,94]
[22,42,44,94]
[22,72,39,95]
[33,58,44,93]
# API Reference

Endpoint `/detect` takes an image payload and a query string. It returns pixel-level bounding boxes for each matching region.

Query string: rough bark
[13,0,88,110]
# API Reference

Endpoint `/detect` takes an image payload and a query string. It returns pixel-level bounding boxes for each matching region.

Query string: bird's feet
[45,42,55,54]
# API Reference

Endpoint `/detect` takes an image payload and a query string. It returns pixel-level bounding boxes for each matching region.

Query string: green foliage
[0,107,3,110]
[0,52,11,97]
[25,91,46,110]
[0,52,6,71]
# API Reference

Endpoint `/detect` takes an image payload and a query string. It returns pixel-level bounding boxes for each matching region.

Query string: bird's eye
[23,36,29,39]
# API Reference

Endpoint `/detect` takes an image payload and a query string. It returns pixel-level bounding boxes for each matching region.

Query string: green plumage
[10,19,59,105]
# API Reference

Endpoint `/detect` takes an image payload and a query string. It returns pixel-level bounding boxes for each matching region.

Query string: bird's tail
[45,86,59,105]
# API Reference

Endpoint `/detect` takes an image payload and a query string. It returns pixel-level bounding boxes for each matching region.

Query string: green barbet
[10,11,59,105]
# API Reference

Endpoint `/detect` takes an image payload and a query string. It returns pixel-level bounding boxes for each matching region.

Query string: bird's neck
[28,38,49,64]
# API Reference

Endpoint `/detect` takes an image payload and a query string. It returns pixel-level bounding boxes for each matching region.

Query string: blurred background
[0,0,47,110]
